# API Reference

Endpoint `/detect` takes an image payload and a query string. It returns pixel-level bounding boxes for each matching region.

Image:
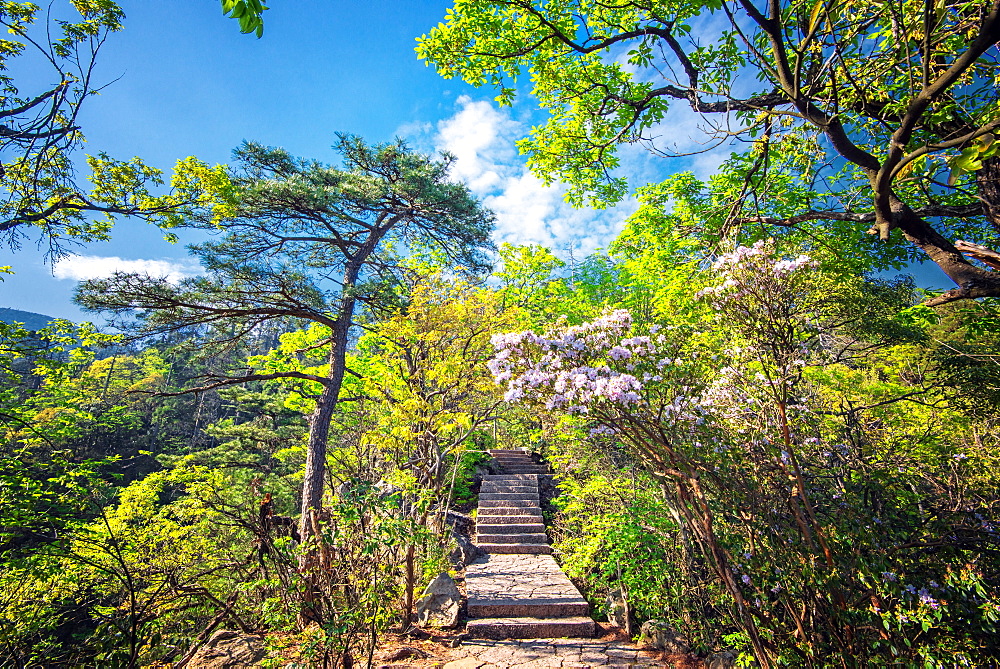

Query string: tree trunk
[298,259,362,540]
[977,156,1000,233]
[299,380,339,540]
[402,543,416,629]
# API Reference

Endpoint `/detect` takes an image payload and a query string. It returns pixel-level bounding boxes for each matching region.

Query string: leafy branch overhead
[221,0,267,38]
[0,2,195,258]
[417,0,1000,305]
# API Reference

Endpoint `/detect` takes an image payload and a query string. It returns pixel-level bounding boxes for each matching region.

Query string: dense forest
[2,0,1000,667]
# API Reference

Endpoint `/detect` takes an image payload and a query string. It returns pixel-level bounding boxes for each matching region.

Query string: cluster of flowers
[488,310,666,412]
[880,572,942,611]
[695,240,819,304]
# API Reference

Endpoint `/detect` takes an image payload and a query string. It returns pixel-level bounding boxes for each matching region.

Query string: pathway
[442,637,666,668]
[466,449,596,640]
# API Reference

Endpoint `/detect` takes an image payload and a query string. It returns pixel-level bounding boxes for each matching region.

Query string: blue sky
[1,0,659,320]
[0,1,948,321]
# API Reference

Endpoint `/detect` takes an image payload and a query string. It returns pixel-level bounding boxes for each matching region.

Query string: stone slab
[479,490,538,502]
[477,543,553,554]
[477,533,548,544]
[476,514,545,524]
[480,485,538,492]
[483,475,539,481]
[479,499,542,508]
[468,598,590,618]
[477,523,547,534]
[477,506,543,515]
[448,638,664,668]
[466,616,595,640]
[466,555,586,602]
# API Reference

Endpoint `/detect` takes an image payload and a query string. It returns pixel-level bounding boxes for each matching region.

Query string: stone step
[479,493,539,500]
[480,492,537,498]
[477,515,544,525]
[479,500,542,509]
[475,514,544,524]
[479,499,539,506]
[477,510,544,520]
[482,480,537,485]
[478,498,538,505]
[476,523,546,534]
[477,533,548,544]
[477,543,553,554]
[489,449,528,455]
[483,474,538,481]
[480,486,538,494]
[467,597,590,618]
[466,616,595,640]
[500,467,548,472]
[481,480,537,486]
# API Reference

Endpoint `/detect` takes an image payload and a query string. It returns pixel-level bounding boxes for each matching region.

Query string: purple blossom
[608,346,632,360]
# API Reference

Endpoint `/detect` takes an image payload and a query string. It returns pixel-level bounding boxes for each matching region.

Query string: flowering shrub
[489,308,715,473]
[489,241,1000,665]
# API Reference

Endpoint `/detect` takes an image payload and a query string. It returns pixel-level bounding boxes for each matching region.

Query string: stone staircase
[466,449,596,639]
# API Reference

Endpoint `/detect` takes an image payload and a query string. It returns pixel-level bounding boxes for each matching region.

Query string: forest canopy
[417,0,1000,304]
[1,1,999,667]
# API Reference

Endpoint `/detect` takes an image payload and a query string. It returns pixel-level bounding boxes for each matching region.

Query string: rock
[638,620,689,654]
[706,650,738,668]
[415,572,461,628]
[449,530,478,567]
[382,646,427,661]
[186,630,266,668]
[605,587,628,630]
[443,658,483,669]
[446,509,473,528]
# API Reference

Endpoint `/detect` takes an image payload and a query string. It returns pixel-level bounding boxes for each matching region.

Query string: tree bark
[977,156,1000,234]
[298,259,360,540]
[299,380,339,540]
[402,543,416,629]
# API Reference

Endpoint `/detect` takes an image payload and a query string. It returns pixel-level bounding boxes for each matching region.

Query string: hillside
[0,307,58,331]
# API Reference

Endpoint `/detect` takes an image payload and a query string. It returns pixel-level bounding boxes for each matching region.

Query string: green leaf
[948,146,985,184]
[808,0,826,34]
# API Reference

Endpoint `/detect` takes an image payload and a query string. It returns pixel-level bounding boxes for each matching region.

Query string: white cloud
[435,96,520,195]
[421,95,638,257]
[398,92,737,258]
[54,255,199,282]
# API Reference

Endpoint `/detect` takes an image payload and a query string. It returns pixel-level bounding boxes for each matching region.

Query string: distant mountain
[0,307,58,331]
